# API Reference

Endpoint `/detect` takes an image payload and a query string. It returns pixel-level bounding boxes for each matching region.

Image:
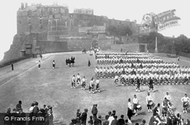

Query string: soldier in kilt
[95,78,100,93]
[114,75,119,86]
[162,97,169,116]
[127,98,135,124]
[146,92,154,112]
[132,95,142,116]
[81,76,87,90]
[181,94,190,113]
[71,75,76,88]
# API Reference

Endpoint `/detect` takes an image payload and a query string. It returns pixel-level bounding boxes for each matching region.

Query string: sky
[0,0,189,61]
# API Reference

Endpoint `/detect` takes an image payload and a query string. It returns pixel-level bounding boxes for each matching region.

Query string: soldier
[146,92,154,112]
[89,77,94,93]
[52,60,56,69]
[76,73,81,85]
[132,94,142,116]
[81,76,87,90]
[38,60,41,69]
[95,78,100,93]
[114,75,119,86]
[71,75,76,88]
[148,77,154,92]
[136,77,141,92]
[181,94,190,113]
[164,92,172,109]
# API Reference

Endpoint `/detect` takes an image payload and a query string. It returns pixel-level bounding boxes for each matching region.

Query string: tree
[106,25,133,43]
[106,25,117,36]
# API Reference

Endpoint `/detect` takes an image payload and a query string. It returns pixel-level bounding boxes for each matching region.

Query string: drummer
[132,94,141,116]
[164,92,172,108]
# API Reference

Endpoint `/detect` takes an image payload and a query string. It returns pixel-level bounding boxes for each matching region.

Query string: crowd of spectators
[69,104,190,125]
[4,100,53,125]
[69,104,147,125]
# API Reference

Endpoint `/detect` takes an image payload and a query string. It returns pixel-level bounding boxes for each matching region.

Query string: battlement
[17,3,69,17]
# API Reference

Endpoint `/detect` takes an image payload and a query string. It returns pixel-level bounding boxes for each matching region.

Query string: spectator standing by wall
[11,63,14,71]
[38,60,41,69]
[52,60,56,69]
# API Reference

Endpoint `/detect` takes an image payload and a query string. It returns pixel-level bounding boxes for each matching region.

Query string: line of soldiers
[113,62,179,68]
[96,57,163,65]
[71,74,101,94]
[95,52,147,58]
[95,65,190,77]
[116,73,190,87]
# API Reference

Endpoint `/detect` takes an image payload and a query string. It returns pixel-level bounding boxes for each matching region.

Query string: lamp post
[172,35,175,54]
[155,36,158,53]
[152,16,158,53]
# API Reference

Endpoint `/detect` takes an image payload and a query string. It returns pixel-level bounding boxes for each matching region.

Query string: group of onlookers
[69,104,146,125]
[4,100,53,125]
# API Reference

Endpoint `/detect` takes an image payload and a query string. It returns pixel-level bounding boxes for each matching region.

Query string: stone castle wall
[3,3,139,63]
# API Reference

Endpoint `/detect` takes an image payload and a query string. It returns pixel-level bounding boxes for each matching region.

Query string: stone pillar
[155,37,158,53]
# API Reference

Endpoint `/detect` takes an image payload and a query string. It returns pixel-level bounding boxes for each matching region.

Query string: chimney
[21,3,24,9]
[25,3,28,8]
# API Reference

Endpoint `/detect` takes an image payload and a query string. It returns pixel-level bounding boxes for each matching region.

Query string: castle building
[17,3,139,40]
[3,3,140,63]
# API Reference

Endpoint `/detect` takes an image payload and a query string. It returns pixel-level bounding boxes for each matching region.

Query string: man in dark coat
[149,78,154,91]
[94,115,102,125]
[11,63,14,71]
[111,116,118,125]
[81,109,88,125]
[117,115,125,125]
[88,60,91,67]
[136,77,141,92]
[32,101,39,116]
[91,104,98,120]
[16,100,22,111]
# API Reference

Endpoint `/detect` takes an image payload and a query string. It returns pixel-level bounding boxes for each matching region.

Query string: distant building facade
[17,3,139,40]
[3,3,140,63]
